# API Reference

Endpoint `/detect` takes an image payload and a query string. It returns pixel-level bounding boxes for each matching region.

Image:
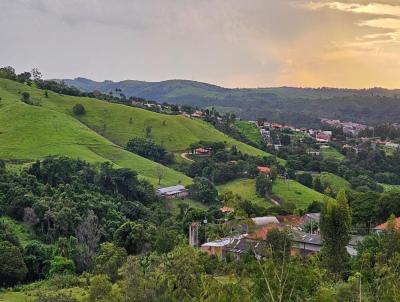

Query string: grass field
[234,121,262,146]
[381,183,400,192]
[0,79,190,186]
[218,178,272,207]
[319,172,350,191]
[320,147,345,161]
[164,198,209,215]
[0,280,88,302]
[0,80,272,159]
[0,217,34,247]
[272,179,325,209]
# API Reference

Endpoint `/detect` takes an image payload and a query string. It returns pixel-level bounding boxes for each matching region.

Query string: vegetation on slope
[0,79,271,158]
[217,178,272,207]
[319,172,350,192]
[0,79,190,186]
[64,77,400,127]
[272,178,325,209]
[234,121,262,146]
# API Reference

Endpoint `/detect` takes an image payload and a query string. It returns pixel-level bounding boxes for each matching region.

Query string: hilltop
[64,77,400,127]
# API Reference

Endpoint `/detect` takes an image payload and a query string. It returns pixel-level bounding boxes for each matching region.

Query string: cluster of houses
[255,120,334,147]
[321,119,371,137]
[198,211,368,259]
[342,136,400,154]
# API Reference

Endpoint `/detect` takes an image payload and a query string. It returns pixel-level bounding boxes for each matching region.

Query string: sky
[0,0,400,88]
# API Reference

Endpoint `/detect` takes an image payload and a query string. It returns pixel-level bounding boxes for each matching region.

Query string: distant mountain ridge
[62,77,400,127]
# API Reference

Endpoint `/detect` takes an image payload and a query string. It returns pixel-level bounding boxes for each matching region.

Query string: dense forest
[1,158,400,301]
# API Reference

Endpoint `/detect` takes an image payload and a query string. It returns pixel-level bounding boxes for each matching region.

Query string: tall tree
[75,210,99,272]
[320,189,351,279]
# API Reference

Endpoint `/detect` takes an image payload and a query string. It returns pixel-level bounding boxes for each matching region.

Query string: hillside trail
[180,152,194,162]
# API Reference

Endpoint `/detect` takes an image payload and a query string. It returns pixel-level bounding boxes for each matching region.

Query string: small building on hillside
[201,234,246,258]
[316,133,331,143]
[301,213,320,225]
[191,110,204,118]
[257,166,271,174]
[156,185,188,199]
[220,206,234,214]
[374,217,400,233]
[194,148,210,155]
[292,231,363,257]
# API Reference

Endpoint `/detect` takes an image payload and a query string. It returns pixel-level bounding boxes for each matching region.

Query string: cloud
[0,0,399,88]
[305,1,400,17]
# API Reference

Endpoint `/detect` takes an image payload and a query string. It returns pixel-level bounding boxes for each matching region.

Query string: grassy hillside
[319,172,350,191]
[320,147,346,161]
[272,179,325,209]
[0,79,190,186]
[0,79,271,158]
[218,177,325,209]
[234,121,262,146]
[381,183,400,192]
[64,78,400,127]
[218,178,272,207]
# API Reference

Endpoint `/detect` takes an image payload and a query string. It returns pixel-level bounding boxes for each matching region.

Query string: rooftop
[374,217,400,231]
[156,185,186,195]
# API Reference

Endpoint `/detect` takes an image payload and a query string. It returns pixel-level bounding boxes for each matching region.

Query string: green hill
[64,77,400,127]
[0,79,190,186]
[0,79,271,158]
[272,179,326,209]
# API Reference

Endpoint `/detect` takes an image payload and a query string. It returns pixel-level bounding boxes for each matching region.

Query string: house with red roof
[374,217,400,233]
[257,166,271,174]
[194,148,210,155]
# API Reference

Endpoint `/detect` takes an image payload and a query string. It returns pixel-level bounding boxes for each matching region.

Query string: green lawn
[0,217,34,247]
[0,282,88,302]
[320,147,345,161]
[218,178,272,208]
[380,183,400,192]
[318,172,350,191]
[164,198,209,216]
[0,79,190,186]
[234,121,262,146]
[272,179,325,209]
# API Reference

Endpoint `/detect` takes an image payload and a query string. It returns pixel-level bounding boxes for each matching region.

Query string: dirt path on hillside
[180,152,194,162]
[267,194,281,206]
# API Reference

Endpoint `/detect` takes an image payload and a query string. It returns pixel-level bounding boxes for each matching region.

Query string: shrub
[49,256,75,276]
[72,104,86,115]
[0,240,28,286]
[34,292,77,302]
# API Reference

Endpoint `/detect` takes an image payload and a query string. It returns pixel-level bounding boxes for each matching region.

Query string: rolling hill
[0,78,328,207]
[0,78,277,186]
[0,79,271,157]
[63,77,400,127]
[0,79,191,186]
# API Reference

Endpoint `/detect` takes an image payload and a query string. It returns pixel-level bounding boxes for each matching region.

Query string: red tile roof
[220,206,234,214]
[195,148,210,154]
[257,166,271,174]
[246,224,280,240]
[374,217,400,230]
[276,215,302,226]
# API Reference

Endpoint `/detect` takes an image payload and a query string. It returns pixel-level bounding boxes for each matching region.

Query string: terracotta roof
[220,206,234,214]
[246,224,280,240]
[257,166,271,174]
[276,215,302,226]
[195,148,210,154]
[374,217,400,230]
